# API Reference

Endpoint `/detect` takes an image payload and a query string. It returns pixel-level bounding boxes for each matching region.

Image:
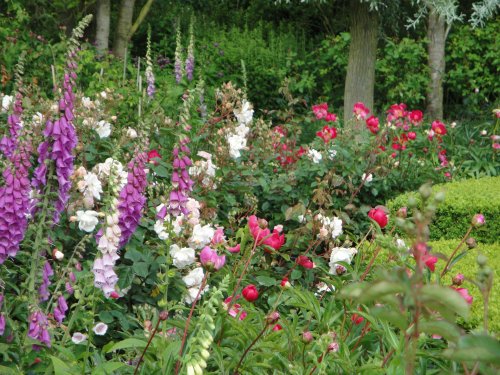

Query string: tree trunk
[113,0,136,59]
[95,0,111,55]
[426,9,446,120]
[343,1,378,126]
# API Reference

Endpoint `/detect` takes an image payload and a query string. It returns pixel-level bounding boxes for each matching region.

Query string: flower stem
[233,322,270,374]
[440,226,473,278]
[174,273,209,375]
[134,313,162,375]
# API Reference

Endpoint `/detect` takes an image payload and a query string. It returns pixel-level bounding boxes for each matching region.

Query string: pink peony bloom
[453,287,473,305]
[353,102,370,119]
[312,103,328,119]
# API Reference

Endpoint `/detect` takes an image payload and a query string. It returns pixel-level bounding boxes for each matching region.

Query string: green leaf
[256,275,277,287]
[340,281,405,304]
[124,249,143,262]
[50,356,74,375]
[91,362,128,375]
[0,366,17,375]
[420,285,469,320]
[152,165,169,178]
[443,334,500,364]
[133,262,149,278]
[106,338,147,353]
[419,320,461,343]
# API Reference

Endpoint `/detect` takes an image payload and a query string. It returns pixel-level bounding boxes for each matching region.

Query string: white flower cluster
[153,198,202,240]
[316,213,343,239]
[189,151,218,188]
[80,95,113,138]
[1,94,13,112]
[94,158,128,190]
[329,247,357,275]
[227,100,253,159]
[92,204,121,297]
[182,267,209,304]
[308,149,322,164]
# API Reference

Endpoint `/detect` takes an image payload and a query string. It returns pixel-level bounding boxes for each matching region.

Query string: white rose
[308,149,322,164]
[82,97,93,109]
[329,247,357,275]
[330,217,343,239]
[182,267,204,288]
[32,112,44,126]
[362,173,373,183]
[76,210,99,232]
[1,95,13,112]
[169,244,195,269]
[188,224,215,249]
[95,120,111,138]
[126,127,138,139]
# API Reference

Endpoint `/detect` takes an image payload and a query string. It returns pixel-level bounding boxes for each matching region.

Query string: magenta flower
[117,152,148,248]
[53,295,68,324]
[28,310,51,348]
[200,246,225,271]
[38,261,54,302]
[169,139,194,217]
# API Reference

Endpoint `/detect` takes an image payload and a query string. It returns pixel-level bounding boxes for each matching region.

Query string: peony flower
[199,246,225,271]
[453,287,473,305]
[227,244,241,253]
[452,273,464,286]
[471,214,485,227]
[296,255,315,269]
[93,322,108,335]
[95,120,111,138]
[431,120,447,136]
[71,332,87,344]
[272,324,283,331]
[368,207,388,228]
[365,116,379,134]
[147,149,161,165]
[242,284,259,302]
[169,244,196,269]
[223,296,247,321]
[408,110,423,124]
[76,210,99,232]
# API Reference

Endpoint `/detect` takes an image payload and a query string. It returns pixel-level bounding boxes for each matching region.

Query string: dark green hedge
[387,177,500,244]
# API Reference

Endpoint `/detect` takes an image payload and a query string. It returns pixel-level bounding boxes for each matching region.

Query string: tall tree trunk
[426,8,446,120]
[95,0,111,55]
[343,1,378,126]
[113,0,136,59]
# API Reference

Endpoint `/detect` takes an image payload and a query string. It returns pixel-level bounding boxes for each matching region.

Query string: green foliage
[376,37,429,111]
[388,176,500,243]
[431,240,500,333]
[446,20,500,117]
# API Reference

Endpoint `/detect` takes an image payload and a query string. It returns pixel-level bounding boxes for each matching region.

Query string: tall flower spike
[185,20,195,81]
[168,139,194,216]
[27,310,51,348]
[174,22,184,84]
[145,26,155,98]
[117,152,148,247]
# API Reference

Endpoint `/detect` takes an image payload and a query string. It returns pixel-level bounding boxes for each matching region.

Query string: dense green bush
[388,176,500,243]
[430,240,500,333]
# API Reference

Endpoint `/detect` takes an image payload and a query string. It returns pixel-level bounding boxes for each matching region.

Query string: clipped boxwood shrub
[367,240,500,333]
[387,177,500,243]
[430,240,500,333]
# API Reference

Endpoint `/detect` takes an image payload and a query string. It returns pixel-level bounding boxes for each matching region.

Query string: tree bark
[113,0,136,59]
[426,8,446,120]
[343,1,378,126]
[95,0,111,55]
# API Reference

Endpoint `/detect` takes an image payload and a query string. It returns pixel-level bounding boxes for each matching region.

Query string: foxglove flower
[117,152,148,247]
[169,139,194,217]
[0,144,32,263]
[0,93,23,158]
[53,295,68,324]
[38,261,54,302]
[185,26,195,81]
[174,24,183,84]
[28,310,51,348]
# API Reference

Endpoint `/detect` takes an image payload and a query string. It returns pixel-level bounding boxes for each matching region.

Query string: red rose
[147,149,161,165]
